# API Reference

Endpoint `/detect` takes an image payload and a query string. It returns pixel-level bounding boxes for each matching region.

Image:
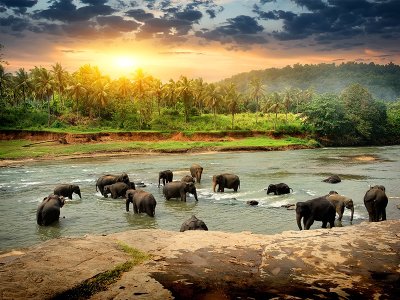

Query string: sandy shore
[1,220,399,299]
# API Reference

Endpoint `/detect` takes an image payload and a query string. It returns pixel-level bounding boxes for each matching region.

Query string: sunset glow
[1,0,399,81]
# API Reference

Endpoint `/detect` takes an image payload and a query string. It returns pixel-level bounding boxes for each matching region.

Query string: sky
[1,0,400,82]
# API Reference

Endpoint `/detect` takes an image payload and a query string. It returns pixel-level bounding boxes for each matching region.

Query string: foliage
[0,61,399,146]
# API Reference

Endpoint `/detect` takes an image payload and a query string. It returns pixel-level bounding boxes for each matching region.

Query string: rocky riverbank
[1,220,399,299]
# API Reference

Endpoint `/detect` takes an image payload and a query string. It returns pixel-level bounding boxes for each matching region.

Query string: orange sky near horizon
[1,0,399,82]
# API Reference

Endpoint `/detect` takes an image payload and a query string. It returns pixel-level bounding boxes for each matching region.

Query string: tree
[67,78,86,118]
[340,83,387,141]
[302,94,351,137]
[204,83,221,128]
[265,92,282,130]
[0,64,12,100]
[176,76,193,123]
[15,68,30,104]
[51,63,68,109]
[248,77,265,124]
[223,83,241,129]
[31,67,54,126]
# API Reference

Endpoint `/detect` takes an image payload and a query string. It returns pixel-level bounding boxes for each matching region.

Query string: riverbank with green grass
[0,130,318,163]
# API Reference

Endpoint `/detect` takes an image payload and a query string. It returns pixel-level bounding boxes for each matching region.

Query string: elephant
[296,196,336,230]
[103,182,132,199]
[322,175,341,184]
[247,200,259,206]
[180,215,208,232]
[126,189,156,217]
[364,185,388,222]
[53,184,81,199]
[36,194,66,226]
[96,173,130,196]
[326,193,354,222]
[163,181,198,202]
[265,183,292,195]
[181,175,195,183]
[190,164,203,183]
[212,173,240,192]
[158,170,173,187]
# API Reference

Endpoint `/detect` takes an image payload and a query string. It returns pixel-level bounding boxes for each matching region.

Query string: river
[1,146,399,252]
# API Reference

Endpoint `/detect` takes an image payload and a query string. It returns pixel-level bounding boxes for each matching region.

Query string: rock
[0,221,399,299]
[322,175,341,184]
[247,200,259,206]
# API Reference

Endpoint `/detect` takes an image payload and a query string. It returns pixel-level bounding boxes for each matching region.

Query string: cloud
[196,15,267,48]
[34,0,115,23]
[96,15,140,32]
[125,8,154,21]
[251,0,400,51]
[0,0,37,8]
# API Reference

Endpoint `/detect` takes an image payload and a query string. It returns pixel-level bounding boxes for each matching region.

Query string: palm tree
[265,92,282,130]
[223,83,241,129]
[67,78,86,118]
[51,63,68,109]
[164,79,177,109]
[192,78,206,114]
[91,77,110,117]
[282,87,295,122]
[151,78,164,116]
[132,69,153,128]
[15,68,30,104]
[176,76,193,123]
[0,64,12,100]
[204,83,222,128]
[31,67,54,126]
[248,77,266,124]
[115,76,132,102]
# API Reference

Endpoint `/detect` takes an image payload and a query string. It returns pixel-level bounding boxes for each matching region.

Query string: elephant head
[103,185,111,198]
[71,185,81,198]
[266,184,276,194]
[184,182,198,201]
[118,173,130,184]
[295,202,309,230]
[212,175,223,192]
[344,199,354,222]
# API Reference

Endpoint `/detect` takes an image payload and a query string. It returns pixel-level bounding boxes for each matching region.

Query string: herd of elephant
[36,165,389,232]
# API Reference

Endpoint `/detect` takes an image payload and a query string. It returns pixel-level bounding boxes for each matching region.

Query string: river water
[1,146,399,252]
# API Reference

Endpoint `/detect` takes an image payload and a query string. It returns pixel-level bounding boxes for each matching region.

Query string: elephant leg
[321,220,327,228]
[133,202,139,214]
[381,208,386,221]
[338,206,345,221]
[305,218,314,230]
[181,191,187,202]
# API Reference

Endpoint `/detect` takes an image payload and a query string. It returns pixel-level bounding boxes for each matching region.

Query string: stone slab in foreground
[0,221,399,299]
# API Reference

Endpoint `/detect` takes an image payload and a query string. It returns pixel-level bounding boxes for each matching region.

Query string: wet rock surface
[0,221,399,299]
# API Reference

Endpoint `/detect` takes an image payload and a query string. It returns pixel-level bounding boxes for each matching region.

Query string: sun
[115,56,137,69]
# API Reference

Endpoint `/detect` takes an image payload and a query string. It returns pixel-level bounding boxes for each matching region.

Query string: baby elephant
[54,184,81,199]
[36,194,66,226]
[126,189,157,217]
[103,182,133,199]
[265,183,292,195]
[296,196,336,230]
[326,193,354,222]
[180,215,208,232]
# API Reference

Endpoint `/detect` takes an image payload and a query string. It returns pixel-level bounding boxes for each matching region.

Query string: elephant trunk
[126,198,131,212]
[193,190,198,201]
[296,213,303,230]
[350,206,354,222]
[77,191,82,198]
[212,181,217,193]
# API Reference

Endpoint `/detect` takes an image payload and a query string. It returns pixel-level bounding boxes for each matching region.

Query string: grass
[0,136,318,160]
[52,243,150,300]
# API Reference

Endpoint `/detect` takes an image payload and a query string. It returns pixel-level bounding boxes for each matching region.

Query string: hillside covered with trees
[1,56,400,146]
[222,62,400,101]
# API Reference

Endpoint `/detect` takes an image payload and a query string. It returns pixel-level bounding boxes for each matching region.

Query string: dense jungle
[1,58,400,146]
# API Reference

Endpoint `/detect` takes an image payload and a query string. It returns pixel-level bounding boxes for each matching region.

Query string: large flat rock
[0,221,399,299]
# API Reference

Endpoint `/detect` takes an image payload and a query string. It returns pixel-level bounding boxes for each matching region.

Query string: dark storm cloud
[35,0,115,23]
[125,8,154,21]
[0,15,30,32]
[195,15,267,47]
[0,0,37,8]
[252,0,400,50]
[96,15,140,32]
[80,0,108,5]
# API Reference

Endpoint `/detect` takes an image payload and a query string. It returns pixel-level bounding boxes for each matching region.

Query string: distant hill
[220,62,400,101]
